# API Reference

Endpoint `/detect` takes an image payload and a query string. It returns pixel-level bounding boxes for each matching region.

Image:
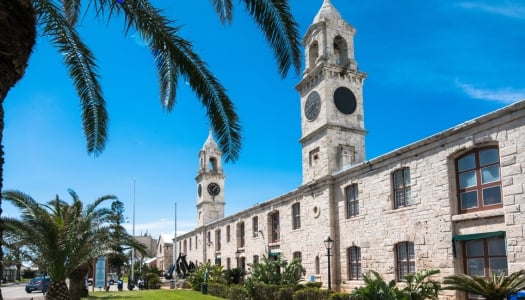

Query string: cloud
[455,80,525,104]
[458,2,525,20]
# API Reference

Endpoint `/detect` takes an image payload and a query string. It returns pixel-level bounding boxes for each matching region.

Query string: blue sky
[4,0,525,238]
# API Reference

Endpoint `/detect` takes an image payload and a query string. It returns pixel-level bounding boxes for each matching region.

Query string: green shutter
[452,231,506,257]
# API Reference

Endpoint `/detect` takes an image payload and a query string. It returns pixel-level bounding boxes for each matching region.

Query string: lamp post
[324,236,334,290]
[235,250,241,268]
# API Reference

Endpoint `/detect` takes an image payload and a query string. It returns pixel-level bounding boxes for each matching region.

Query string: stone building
[175,0,525,298]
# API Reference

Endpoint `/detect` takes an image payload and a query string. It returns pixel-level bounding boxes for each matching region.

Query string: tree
[0,1,300,298]
[443,270,525,300]
[2,189,146,300]
[107,200,128,275]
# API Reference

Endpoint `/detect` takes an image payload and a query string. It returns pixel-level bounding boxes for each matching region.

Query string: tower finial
[314,0,342,23]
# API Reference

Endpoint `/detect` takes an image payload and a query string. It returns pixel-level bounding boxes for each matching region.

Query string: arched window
[315,256,320,274]
[208,157,217,172]
[292,203,301,230]
[333,36,348,66]
[456,147,501,213]
[309,41,319,70]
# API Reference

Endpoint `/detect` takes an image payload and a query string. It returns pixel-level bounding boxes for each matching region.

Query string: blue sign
[94,256,106,288]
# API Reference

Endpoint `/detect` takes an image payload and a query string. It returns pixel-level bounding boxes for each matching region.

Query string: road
[2,283,45,300]
[1,282,123,299]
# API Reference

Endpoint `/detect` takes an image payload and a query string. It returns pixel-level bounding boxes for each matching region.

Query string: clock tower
[196,130,225,227]
[296,0,367,184]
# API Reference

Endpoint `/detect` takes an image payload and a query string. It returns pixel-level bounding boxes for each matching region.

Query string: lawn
[82,289,224,300]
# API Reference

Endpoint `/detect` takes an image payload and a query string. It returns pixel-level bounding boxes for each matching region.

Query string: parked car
[108,273,119,285]
[25,276,51,293]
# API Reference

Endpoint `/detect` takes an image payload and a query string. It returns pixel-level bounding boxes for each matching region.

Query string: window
[215,229,221,251]
[345,184,359,218]
[293,251,302,261]
[253,255,259,264]
[292,203,301,230]
[208,157,217,172]
[456,147,502,213]
[237,222,245,248]
[252,216,259,237]
[393,168,412,208]
[190,237,192,250]
[226,225,231,243]
[315,256,320,274]
[465,237,507,277]
[309,148,320,166]
[227,257,231,270]
[215,256,221,266]
[308,41,319,70]
[348,246,362,280]
[269,212,280,243]
[334,35,348,66]
[396,242,415,281]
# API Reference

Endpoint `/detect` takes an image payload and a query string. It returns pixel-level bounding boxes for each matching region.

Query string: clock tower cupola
[296,0,367,184]
[196,130,225,227]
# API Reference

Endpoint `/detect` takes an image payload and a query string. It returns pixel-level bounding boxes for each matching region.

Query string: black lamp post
[324,236,334,290]
[235,250,241,268]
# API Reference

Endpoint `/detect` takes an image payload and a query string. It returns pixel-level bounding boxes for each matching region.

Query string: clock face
[333,87,357,115]
[198,184,202,197]
[304,91,321,121]
[207,182,221,197]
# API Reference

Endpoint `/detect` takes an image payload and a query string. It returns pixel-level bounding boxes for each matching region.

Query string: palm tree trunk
[0,1,36,299]
[69,264,89,300]
[47,280,70,300]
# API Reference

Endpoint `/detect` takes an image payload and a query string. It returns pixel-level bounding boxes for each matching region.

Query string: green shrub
[227,284,250,300]
[293,287,333,300]
[304,281,323,289]
[187,261,225,291]
[224,268,246,285]
[146,272,161,289]
[329,292,351,300]
[253,283,281,300]
[208,282,229,298]
[277,285,296,300]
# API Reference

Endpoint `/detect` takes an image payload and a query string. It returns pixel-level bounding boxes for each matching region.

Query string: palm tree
[443,270,525,300]
[0,2,300,298]
[2,189,146,300]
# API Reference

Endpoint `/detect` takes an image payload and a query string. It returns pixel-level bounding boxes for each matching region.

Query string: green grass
[82,289,224,300]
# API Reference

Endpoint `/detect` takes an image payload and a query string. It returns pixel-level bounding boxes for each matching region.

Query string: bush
[293,287,333,300]
[208,283,229,298]
[253,283,281,300]
[146,272,161,289]
[224,268,246,285]
[227,285,250,300]
[187,261,225,291]
[329,292,351,300]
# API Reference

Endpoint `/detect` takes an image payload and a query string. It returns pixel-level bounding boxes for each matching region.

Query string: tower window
[334,36,348,66]
[309,40,319,70]
[208,157,217,172]
[309,148,320,167]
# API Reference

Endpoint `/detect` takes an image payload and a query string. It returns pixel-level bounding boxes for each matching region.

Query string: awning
[452,231,506,257]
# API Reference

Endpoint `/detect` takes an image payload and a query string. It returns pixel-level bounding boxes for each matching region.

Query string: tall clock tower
[296,0,367,184]
[196,130,225,227]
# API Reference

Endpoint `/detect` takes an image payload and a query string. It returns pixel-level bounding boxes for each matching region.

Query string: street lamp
[235,250,241,268]
[324,236,334,290]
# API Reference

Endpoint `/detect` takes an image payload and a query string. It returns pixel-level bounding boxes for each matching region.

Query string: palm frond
[242,0,301,77]
[212,0,233,24]
[444,271,525,300]
[60,0,81,25]
[118,0,242,162]
[34,0,108,156]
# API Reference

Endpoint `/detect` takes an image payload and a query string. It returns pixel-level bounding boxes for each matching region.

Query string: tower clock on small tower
[296,0,367,184]
[195,130,226,227]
